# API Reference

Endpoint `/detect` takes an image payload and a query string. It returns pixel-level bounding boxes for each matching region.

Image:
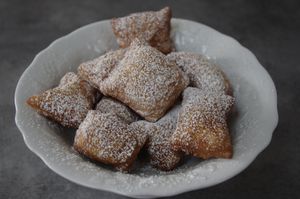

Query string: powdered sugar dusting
[78,49,126,90]
[100,39,189,121]
[96,97,139,124]
[171,87,234,159]
[111,7,172,53]
[74,111,143,171]
[131,105,182,171]
[167,52,231,94]
[27,72,97,128]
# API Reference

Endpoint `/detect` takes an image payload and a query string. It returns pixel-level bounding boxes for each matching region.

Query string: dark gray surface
[1,0,299,198]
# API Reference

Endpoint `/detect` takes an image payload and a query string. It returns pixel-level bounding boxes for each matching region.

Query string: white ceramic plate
[15,19,278,198]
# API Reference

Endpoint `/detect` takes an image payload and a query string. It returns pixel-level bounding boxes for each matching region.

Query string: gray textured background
[1,0,299,198]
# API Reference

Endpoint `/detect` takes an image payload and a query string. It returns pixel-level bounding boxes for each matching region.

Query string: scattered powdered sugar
[100,39,189,121]
[33,124,239,193]
[167,52,231,94]
[171,87,234,159]
[34,130,241,193]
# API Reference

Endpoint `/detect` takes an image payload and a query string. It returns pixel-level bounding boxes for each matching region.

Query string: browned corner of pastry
[151,7,172,54]
[161,6,171,14]
[26,95,41,112]
[158,7,172,33]
[222,145,233,159]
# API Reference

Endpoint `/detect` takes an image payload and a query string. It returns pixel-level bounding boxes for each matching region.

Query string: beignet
[111,7,172,54]
[27,72,97,128]
[74,111,147,172]
[100,39,189,122]
[171,87,234,159]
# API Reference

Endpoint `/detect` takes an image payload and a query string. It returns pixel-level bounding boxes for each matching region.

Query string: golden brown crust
[111,7,172,54]
[73,111,147,172]
[171,87,234,159]
[100,39,189,122]
[26,72,97,128]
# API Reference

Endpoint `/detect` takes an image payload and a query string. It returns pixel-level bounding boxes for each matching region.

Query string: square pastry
[100,39,189,121]
[171,87,234,159]
[74,111,147,171]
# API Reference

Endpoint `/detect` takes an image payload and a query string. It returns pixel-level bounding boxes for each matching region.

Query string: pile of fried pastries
[27,7,235,172]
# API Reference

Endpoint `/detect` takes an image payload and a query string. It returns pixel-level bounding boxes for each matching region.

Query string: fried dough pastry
[95,97,139,123]
[27,72,97,128]
[77,48,126,90]
[73,111,147,171]
[171,87,234,159]
[100,39,189,122]
[58,71,80,86]
[167,52,231,95]
[131,105,182,171]
[111,7,172,54]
